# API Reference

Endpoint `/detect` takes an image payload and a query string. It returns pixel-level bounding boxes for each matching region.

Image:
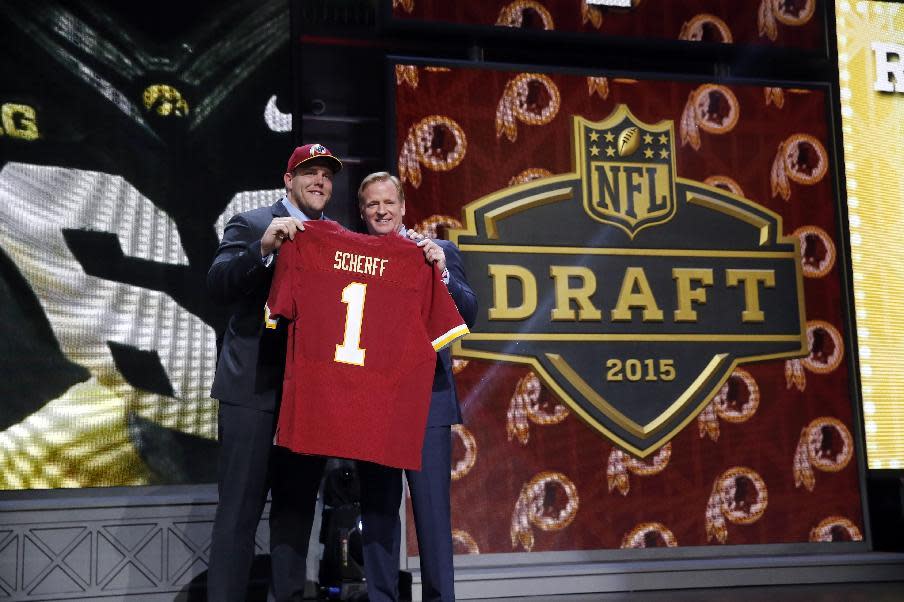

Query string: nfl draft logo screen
[450,105,808,457]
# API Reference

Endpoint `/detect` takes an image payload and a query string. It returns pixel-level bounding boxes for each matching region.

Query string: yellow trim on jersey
[432,324,470,351]
[264,303,278,330]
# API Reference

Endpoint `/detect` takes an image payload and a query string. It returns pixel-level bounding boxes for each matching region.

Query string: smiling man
[207,143,341,602]
[355,172,477,602]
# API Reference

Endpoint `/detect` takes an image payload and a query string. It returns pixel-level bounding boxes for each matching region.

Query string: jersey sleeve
[266,238,297,322]
[421,263,470,351]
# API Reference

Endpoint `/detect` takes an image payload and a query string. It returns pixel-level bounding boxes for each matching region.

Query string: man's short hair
[357,172,404,206]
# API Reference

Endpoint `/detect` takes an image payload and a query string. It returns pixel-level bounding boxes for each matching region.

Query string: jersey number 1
[334,282,367,366]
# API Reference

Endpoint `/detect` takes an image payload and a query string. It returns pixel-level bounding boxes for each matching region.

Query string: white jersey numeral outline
[334,282,367,366]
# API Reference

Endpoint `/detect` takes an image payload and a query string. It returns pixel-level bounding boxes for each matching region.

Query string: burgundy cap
[286,143,342,174]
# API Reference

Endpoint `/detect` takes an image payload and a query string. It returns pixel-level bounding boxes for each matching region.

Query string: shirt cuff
[262,253,274,267]
[441,268,450,284]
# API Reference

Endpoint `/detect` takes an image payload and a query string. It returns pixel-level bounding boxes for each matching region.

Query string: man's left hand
[417,237,446,273]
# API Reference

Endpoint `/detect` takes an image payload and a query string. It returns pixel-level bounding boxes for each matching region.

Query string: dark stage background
[0,0,889,570]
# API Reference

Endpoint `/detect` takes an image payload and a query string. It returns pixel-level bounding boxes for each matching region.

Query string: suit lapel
[271,199,290,218]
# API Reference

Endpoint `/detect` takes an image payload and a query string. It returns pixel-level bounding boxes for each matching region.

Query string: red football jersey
[266,220,469,469]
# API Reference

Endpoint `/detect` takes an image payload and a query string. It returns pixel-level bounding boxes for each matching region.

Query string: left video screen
[0,1,294,489]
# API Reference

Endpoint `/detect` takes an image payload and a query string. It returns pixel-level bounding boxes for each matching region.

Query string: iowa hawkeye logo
[449,105,807,457]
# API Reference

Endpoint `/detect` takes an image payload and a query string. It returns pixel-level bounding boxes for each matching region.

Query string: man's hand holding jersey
[261,217,305,257]
[406,228,447,274]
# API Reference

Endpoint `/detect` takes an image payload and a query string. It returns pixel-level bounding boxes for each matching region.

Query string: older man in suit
[356,172,478,602]
[206,143,341,602]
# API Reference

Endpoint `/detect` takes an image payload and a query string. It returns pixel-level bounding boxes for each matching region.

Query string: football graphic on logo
[618,126,640,157]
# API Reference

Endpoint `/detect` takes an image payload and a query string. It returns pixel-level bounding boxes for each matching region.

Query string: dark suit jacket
[208,200,291,411]
[425,240,477,426]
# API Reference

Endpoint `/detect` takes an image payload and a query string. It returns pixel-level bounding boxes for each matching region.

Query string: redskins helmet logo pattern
[706,467,769,544]
[758,0,815,41]
[771,133,829,201]
[679,14,733,43]
[802,320,844,374]
[680,84,740,150]
[765,87,811,109]
[809,516,863,543]
[496,1,555,30]
[581,1,603,29]
[794,225,836,278]
[606,443,671,496]
[393,0,414,14]
[396,65,450,89]
[396,64,419,89]
[496,73,561,143]
[703,174,745,197]
[452,529,480,554]
[414,214,463,241]
[388,67,861,555]
[698,368,760,442]
[508,167,555,187]
[394,0,819,49]
[398,114,467,188]
[511,471,579,551]
[621,522,678,549]
[794,417,854,492]
[587,77,639,100]
[587,76,609,100]
[786,320,845,391]
[765,86,785,108]
[451,424,478,481]
[507,370,569,446]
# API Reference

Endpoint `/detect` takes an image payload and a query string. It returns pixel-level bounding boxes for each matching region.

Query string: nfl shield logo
[578,106,676,238]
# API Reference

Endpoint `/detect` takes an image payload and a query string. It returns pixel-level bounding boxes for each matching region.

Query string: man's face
[284,163,334,219]
[360,180,405,237]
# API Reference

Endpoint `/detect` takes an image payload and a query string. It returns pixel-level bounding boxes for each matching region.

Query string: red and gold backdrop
[394,63,864,556]
[389,0,824,51]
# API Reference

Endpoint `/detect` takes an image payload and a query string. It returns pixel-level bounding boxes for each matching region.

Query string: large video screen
[0,1,295,489]
[835,0,904,471]
[393,61,866,555]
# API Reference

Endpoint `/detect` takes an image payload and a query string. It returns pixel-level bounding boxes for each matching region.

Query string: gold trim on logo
[451,173,576,242]
[547,352,728,438]
[485,188,573,239]
[459,243,796,259]
[465,333,803,342]
[686,192,771,245]
[452,338,805,457]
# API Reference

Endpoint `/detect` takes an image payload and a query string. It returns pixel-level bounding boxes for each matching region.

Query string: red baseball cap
[286,143,342,174]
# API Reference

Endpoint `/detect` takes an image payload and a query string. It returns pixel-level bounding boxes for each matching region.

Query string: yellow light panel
[836,0,904,469]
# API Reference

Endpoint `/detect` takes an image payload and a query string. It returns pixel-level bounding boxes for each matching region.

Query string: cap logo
[310,144,329,156]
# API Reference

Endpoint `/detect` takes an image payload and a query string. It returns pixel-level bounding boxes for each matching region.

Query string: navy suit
[207,199,326,602]
[359,240,477,602]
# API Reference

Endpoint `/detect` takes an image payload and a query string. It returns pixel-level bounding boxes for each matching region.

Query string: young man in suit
[206,143,342,602]
[355,172,478,601]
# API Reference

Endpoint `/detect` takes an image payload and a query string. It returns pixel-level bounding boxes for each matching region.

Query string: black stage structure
[0,0,902,600]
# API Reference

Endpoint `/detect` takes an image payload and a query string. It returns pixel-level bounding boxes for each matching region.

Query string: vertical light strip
[835,0,904,469]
